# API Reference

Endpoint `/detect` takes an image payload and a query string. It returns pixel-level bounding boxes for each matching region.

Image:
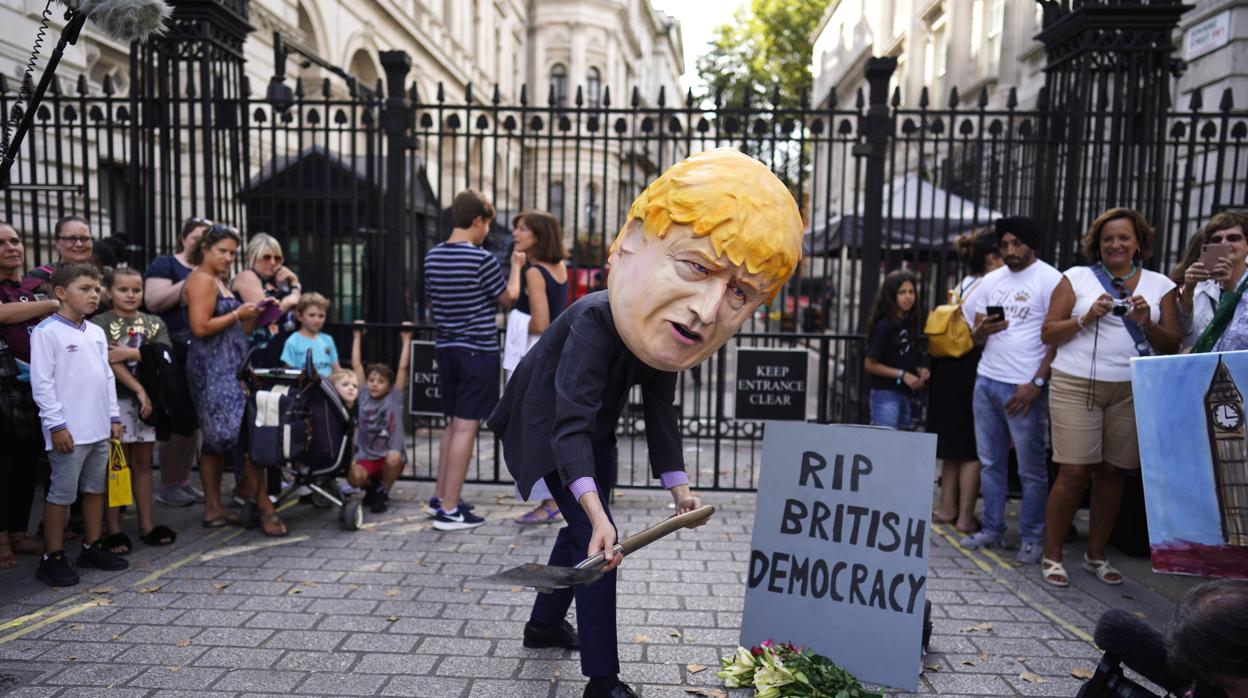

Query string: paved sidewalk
[0,484,1181,697]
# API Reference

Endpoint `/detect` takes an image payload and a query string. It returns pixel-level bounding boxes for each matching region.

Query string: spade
[470,505,715,592]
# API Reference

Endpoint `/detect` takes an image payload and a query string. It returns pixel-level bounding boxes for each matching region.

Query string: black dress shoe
[523,619,579,650]
[581,680,640,698]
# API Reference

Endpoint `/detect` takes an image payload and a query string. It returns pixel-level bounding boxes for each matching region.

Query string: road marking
[0,600,108,644]
[932,524,1095,644]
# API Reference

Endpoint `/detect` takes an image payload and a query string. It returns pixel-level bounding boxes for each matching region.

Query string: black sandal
[101,532,132,555]
[139,525,177,547]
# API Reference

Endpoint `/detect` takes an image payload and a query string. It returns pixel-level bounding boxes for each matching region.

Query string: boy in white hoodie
[30,263,125,587]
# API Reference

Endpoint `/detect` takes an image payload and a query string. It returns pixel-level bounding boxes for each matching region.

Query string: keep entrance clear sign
[408,341,442,416]
[734,347,808,421]
[740,422,936,691]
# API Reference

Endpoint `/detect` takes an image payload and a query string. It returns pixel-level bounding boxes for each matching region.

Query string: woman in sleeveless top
[928,230,1001,534]
[503,210,570,524]
[184,225,287,536]
[230,233,302,368]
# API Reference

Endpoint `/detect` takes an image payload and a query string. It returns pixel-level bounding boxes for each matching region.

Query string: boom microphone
[1092,609,1187,695]
[62,0,172,43]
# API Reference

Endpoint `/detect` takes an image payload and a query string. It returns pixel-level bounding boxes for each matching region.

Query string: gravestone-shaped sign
[740,422,936,691]
[734,347,808,421]
[408,340,442,416]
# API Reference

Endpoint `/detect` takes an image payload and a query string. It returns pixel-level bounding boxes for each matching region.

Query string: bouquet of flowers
[717,641,885,698]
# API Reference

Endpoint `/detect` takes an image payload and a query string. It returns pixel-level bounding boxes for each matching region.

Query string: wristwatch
[1032,376,1046,388]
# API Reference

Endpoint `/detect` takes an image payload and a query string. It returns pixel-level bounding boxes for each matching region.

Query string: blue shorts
[436,347,500,420]
[46,440,111,506]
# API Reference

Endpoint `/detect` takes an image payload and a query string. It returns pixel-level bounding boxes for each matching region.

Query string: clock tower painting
[1204,358,1248,547]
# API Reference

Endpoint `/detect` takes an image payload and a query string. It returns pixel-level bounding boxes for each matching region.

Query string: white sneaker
[432,509,485,531]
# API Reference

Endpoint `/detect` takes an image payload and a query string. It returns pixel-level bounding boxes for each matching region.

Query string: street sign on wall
[734,347,808,421]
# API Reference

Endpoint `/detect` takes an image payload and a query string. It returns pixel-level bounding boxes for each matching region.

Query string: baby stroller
[238,350,364,530]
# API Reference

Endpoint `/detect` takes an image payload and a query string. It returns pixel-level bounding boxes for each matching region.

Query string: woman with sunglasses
[1178,211,1248,352]
[1039,208,1180,588]
[229,233,301,368]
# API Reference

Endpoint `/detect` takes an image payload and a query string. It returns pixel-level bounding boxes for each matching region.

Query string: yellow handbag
[107,439,133,508]
[924,280,980,359]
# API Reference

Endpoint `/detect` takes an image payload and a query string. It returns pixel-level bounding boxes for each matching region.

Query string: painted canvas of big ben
[1133,353,1248,579]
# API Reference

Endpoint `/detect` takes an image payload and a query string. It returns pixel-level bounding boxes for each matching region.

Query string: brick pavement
[0,484,1180,697]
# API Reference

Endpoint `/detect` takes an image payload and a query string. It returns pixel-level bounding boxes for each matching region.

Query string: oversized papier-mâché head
[606,148,804,372]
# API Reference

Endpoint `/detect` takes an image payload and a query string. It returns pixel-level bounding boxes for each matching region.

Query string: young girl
[91,267,177,551]
[863,269,928,429]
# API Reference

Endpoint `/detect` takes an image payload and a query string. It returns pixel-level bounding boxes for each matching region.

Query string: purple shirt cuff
[569,477,597,501]
[659,471,688,489]
[110,417,122,424]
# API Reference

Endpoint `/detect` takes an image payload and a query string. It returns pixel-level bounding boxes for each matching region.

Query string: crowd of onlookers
[0,188,574,587]
[865,208,1248,588]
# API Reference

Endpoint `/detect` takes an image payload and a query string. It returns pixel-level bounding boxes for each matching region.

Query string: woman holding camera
[1178,211,1248,351]
[1038,208,1180,588]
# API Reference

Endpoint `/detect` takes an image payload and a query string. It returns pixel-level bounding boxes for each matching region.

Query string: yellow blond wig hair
[609,148,803,300]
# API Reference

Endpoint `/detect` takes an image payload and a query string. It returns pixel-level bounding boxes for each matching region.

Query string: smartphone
[1199,243,1232,272]
[986,305,1005,322]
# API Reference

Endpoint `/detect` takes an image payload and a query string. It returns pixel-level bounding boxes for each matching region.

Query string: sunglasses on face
[260,253,283,263]
[1210,233,1245,244]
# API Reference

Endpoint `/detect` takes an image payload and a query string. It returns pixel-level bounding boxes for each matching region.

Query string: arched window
[586,67,601,109]
[550,63,568,107]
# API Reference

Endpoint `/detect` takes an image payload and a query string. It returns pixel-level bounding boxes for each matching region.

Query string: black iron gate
[2,0,1247,491]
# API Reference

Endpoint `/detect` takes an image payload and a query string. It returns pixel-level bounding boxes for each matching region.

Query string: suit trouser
[529,439,618,678]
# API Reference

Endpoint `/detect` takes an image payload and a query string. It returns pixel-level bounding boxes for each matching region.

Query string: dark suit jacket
[488,292,685,499]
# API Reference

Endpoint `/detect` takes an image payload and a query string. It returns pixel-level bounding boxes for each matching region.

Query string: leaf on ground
[960,659,977,666]
[89,586,115,595]
[94,598,112,606]
[669,628,682,638]
[212,582,230,590]
[140,585,162,594]
[685,689,726,698]
[110,635,121,641]
[1071,668,1095,680]
[66,656,77,661]
[69,624,85,632]
[961,622,993,633]
[686,663,707,673]
[175,640,191,648]
[384,588,400,597]
[297,580,316,587]
[289,589,302,595]
[1019,671,1047,683]
[924,663,941,672]
[633,634,651,644]
[510,587,523,593]
[978,651,990,661]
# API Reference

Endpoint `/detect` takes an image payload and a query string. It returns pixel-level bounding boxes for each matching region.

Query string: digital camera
[1111,299,1131,316]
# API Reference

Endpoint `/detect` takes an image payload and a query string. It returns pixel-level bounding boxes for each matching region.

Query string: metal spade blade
[469,505,715,591]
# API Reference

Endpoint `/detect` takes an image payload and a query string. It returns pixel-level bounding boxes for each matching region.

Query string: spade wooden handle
[575,505,715,570]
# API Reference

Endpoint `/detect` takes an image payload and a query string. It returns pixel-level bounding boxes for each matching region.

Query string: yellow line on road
[1,499,301,643]
[931,524,1095,644]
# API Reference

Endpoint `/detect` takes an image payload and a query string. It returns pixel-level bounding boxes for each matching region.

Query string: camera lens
[1112,303,1129,316]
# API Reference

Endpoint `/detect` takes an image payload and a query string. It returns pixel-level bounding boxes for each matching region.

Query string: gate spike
[947,86,959,108]
[374,78,384,98]
[977,88,989,108]
[714,87,723,108]
[891,86,901,107]
[348,79,357,99]
[322,78,331,98]
[519,84,528,106]
[799,86,808,109]
[1220,87,1234,111]
[437,82,445,103]
[1006,87,1018,109]
[102,74,114,96]
[410,83,420,102]
[855,87,864,109]
[548,82,556,106]
[631,86,640,108]
[771,83,781,107]
[658,84,666,107]
[827,86,837,109]
[492,83,501,105]
[465,82,473,103]
[686,87,694,109]
[919,86,929,109]
[76,75,88,95]
[603,85,612,108]
[49,76,60,96]
[575,85,583,106]
[0,75,7,94]
[1188,88,1202,111]
[241,76,250,97]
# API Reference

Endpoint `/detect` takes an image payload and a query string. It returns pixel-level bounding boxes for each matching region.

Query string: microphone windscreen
[68,0,172,43]
[1093,609,1186,694]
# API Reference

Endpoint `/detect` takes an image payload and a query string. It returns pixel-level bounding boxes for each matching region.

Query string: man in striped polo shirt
[424,190,523,531]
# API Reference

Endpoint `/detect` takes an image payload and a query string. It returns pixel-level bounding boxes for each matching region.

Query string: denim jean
[972,376,1049,544]
[869,389,911,429]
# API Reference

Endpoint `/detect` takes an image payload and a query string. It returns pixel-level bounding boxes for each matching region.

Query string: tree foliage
[695,0,831,108]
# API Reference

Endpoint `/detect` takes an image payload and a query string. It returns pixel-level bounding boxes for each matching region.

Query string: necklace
[1103,261,1138,283]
